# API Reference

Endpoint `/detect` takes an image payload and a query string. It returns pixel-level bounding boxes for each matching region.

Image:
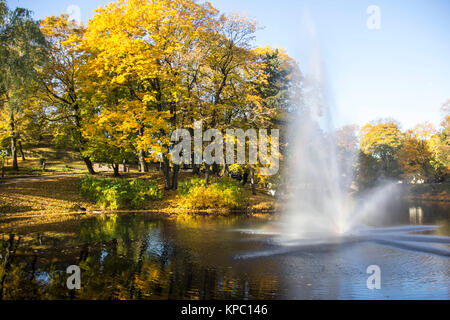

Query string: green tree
[398,125,435,183]
[0,1,46,171]
[359,121,402,180]
[38,15,96,174]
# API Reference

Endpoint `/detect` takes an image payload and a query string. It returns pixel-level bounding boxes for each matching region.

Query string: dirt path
[0,173,85,186]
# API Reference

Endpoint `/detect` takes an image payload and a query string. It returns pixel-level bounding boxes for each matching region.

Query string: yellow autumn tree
[80,0,217,186]
[428,101,450,180]
[398,124,436,183]
[359,121,402,179]
[38,14,98,174]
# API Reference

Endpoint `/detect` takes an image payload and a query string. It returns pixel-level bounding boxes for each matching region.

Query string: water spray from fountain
[233,9,450,259]
[281,8,356,240]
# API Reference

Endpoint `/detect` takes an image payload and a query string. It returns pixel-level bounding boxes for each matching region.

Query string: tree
[359,121,402,180]
[336,124,359,189]
[428,100,450,181]
[82,108,136,177]
[197,13,258,182]
[356,150,380,189]
[398,124,435,183]
[38,15,97,174]
[241,46,302,193]
[80,0,217,187]
[249,46,303,124]
[0,1,46,170]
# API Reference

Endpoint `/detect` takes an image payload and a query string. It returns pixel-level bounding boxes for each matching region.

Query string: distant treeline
[336,110,450,189]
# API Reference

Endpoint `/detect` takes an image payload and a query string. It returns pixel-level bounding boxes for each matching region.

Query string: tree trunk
[191,150,200,176]
[189,127,200,175]
[138,150,148,172]
[192,164,200,175]
[9,114,18,171]
[112,164,120,177]
[71,105,97,175]
[172,164,180,190]
[18,140,25,161]
[242,170,249,185]
[212,163,219,176]
[83,157,96,175]
[10,136,18,171]
[204,165,211,187]
[162,155,171,190]
[250,167,257,195]
[1,157,4,178]
[222,164,229,177]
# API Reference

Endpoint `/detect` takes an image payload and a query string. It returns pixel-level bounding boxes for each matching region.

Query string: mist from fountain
[280,11,361,240]
[233,10,450,259]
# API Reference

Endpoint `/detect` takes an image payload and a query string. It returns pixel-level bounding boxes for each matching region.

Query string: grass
[1,158,88,178]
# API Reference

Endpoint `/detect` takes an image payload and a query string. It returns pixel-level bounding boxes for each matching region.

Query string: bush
[228,164,245,176]
[78,176,162,209]
[178,176,246,209]
[178,177,204,196]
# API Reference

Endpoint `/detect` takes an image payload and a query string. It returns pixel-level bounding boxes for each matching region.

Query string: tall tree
[249,46,303,125]
[0,1,46,170]
[200,13,258,182]
[80,0,217,187]
[336,124,359,189]
[398,124,435,183]
[38,15,96,174]
[359,121,402,180]
[429,100,450,181]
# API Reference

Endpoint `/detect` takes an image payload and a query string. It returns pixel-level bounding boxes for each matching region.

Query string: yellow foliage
[359,122,402,155]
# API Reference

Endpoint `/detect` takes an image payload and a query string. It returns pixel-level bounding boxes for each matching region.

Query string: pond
[0,200,449,300]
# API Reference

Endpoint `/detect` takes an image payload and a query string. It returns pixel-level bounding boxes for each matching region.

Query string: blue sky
[8,0,450,130]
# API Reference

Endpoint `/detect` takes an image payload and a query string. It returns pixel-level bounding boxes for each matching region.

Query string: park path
[0,173,85,186]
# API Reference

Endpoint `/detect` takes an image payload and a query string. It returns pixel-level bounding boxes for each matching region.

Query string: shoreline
[0,174,277,232]
[1,174,449,233]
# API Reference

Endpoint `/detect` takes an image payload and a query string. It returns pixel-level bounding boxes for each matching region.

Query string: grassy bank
[406,183,450,202]
[0,173,276,232]
[0,146,90,178]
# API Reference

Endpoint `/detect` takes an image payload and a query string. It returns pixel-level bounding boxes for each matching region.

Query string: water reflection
[0,200,448,300]
[0,214,280,300]
[409,207,424,225]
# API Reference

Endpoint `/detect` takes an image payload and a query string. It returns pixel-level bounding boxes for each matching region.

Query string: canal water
[0,200,448,300]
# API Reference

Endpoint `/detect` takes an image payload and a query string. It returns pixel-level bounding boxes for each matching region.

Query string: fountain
[234,12,450,260]
[233,83,450,259]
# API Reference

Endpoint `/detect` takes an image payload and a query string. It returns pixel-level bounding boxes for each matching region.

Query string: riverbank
[0,173,277,232]
[2,172,449,233]
[404,183,450,202]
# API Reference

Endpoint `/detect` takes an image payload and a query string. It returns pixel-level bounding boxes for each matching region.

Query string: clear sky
[8,0,450,130]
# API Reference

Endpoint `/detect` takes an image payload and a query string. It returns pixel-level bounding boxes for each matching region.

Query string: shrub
[78,176,162,209]
[228,164,245,176]
[178,176,246,209]
[178,177,204,196]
